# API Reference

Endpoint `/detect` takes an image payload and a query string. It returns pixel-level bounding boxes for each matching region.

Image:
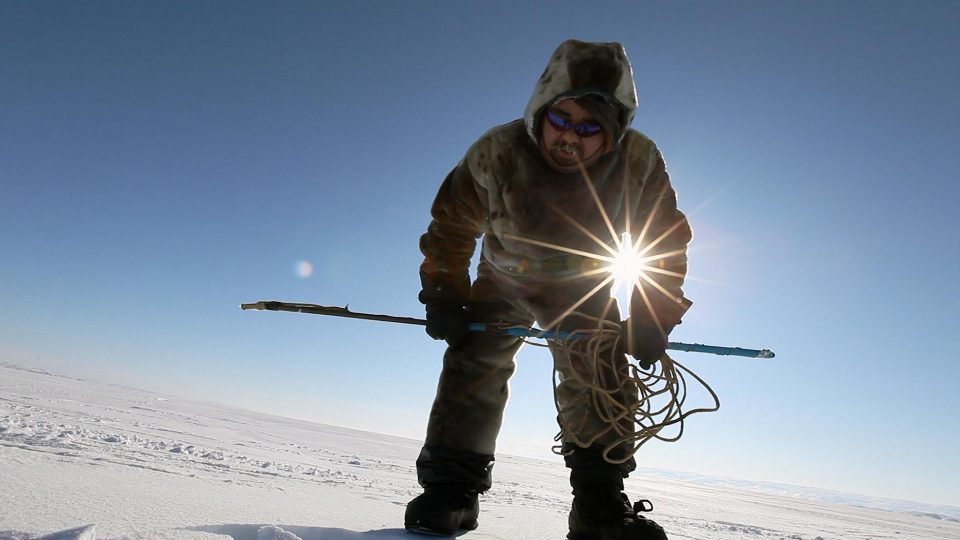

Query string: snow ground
[1,362,958,540]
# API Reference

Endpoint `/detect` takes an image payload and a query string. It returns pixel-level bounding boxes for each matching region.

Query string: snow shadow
[0,524,95,540]
[187,524,469,539]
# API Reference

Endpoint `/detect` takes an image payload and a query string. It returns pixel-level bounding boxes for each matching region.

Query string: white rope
[515,313,720,464]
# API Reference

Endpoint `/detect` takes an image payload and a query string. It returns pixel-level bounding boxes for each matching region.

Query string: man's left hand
[622,320,667,370]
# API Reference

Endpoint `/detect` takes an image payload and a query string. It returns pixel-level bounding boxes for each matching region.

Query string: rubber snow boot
[405,484,480,536]
[567,490,667,540]
[567,464,667,540]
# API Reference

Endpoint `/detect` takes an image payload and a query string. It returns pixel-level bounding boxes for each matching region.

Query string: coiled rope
[500,313,720,465]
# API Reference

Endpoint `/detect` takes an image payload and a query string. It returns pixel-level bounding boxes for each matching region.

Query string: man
[406,40,691,540]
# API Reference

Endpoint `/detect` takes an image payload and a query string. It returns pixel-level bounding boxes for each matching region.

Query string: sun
[606,231,650,319]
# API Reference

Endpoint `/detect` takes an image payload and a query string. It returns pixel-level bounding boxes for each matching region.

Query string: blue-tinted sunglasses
[545,110,604,137]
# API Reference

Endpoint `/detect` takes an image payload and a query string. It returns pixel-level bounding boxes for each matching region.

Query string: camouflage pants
[417,261,637,489]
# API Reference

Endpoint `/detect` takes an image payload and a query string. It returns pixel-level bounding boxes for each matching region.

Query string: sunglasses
[545,110,604,137]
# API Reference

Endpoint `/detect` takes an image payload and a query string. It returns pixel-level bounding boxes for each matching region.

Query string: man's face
[540,99,608,172]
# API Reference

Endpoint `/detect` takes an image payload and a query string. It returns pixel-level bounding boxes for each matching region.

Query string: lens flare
[495,152,691,332]
[606,231,649,320]
[295,260,314,278]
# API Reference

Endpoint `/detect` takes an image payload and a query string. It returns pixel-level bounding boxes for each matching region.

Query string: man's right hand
[425,303,471,347]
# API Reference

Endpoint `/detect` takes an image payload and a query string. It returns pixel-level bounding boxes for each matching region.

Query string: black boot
[405,446,493,535]
[568,488,666,540]
[405,484,480,535]
[565,446,667,540]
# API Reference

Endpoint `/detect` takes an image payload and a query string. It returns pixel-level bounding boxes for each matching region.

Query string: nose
[558,129,580,143]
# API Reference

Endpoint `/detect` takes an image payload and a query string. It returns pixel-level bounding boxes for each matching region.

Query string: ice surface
[1,362,958,539]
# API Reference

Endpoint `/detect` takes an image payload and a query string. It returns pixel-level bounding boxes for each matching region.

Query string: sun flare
[605,232,650,320]
[607,232,648,299]
[493,154,691,332]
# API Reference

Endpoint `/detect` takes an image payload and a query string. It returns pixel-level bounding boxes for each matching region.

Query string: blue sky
[2,1,958,507]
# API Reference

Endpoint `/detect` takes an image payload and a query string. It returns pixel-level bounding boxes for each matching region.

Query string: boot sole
[405,519,479,536]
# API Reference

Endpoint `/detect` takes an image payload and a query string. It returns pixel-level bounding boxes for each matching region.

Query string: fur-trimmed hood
[523,39,638,145]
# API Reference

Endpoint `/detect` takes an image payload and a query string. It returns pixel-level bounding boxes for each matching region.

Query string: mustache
[550,142,582,156]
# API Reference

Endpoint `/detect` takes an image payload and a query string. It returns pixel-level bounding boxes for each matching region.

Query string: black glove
[425,302,471,347]
[623,319,668,370]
